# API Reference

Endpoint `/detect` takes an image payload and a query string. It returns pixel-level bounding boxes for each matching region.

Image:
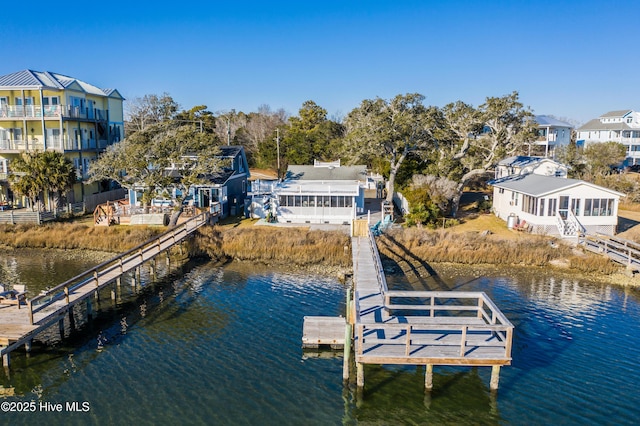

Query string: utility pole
[227,117,231,146]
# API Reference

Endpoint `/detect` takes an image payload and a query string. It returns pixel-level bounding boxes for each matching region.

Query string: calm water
[0,250,639,425]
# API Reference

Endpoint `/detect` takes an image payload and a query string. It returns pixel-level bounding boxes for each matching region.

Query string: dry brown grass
[379,227,620,274]
[195,226,351,267]
[0,223,164,252]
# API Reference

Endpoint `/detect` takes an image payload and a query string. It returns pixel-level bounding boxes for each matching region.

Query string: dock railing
[580,232,640,269]
[367,226,388,293]
[355,291,513,361]
[27,212,209,324]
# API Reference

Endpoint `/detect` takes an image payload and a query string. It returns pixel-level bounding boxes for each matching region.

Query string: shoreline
[0,220,636,288]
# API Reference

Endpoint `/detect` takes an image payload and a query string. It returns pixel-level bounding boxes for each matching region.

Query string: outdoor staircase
[556,210,584,237]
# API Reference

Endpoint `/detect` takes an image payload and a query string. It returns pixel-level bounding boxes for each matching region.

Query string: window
[547,198,557,216]
[583,198,614,216]
[571,198,581,216]
[43,97,60,105]
[499,188,504,194]
[539,199,545,216]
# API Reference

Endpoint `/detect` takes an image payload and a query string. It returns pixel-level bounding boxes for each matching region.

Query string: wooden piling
[111,283,117,301]
[343,324,352,381]
[425,364,433,391]
[86,299,93,320]
[58,318,65,340]
[490,365,501,390]
[356,362,364,388]
[68,309,76,331]
[2,352,10,368]
[24,340,32,353]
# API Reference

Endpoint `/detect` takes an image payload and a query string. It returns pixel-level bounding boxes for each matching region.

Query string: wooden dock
[347,229,514,391]
[0,212,210,367]
[579,233,640,272]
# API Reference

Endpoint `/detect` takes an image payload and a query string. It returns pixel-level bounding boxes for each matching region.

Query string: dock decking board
[349,231,514,389]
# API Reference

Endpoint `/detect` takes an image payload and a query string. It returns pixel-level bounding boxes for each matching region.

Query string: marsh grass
[0,223,164,252]
[195,226,351,267]
[379,228,620,274]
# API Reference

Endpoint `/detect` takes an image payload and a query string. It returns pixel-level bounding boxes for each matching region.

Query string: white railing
[556,210,584,237]
[0,105,108,121]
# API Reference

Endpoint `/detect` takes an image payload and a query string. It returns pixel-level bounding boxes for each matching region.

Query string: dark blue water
[0,251,639,425]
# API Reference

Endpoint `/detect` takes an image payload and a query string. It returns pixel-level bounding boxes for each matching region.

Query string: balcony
[0,137,111,152]
[0,105,108,122]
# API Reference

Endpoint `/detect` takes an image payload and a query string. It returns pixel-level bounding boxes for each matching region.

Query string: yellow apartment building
[0,69,125,206]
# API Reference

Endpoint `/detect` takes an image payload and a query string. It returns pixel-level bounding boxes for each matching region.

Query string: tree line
[6,90,632,225]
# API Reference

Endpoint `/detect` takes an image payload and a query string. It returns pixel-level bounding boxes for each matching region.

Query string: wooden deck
[0,212,210,366]
[349,230,514,390]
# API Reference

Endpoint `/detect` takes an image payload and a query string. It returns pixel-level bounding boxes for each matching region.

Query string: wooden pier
[0,212,210,367]
[347,229,514,391]
[579,233,640,272]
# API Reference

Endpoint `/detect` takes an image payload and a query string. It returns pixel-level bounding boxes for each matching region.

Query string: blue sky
[1,1,637,124]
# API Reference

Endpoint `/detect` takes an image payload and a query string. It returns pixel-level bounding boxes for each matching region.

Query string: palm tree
[9,151,75,211]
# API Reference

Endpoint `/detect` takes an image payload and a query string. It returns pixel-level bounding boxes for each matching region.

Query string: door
[559,196,569,220]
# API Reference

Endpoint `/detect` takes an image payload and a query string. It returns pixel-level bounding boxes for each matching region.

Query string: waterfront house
[576,110,640,165]
[495,156,568,179]
[273,160,366,224]
[530,115,573,157]
[128,145,250,219]
[491,173,623,236]
[0,69,125,206]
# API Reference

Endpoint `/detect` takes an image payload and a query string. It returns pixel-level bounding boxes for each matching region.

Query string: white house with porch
[491,174,624,236]
[273,160,366,224]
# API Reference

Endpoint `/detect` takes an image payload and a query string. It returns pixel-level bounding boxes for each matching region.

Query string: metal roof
[491,174,624,197]
[0,69,122,98]
[535,115,573,128]
[285,165,367,182]
[497,156,546,168]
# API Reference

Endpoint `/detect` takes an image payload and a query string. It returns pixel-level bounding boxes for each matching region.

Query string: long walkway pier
[0,212,210,367]
[579,233,640,272]
[347,227,514,391]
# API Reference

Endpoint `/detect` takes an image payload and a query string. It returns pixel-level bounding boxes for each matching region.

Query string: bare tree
[125,93,179,135]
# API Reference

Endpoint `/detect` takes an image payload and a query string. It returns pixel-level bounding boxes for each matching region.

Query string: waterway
[0,250,639,425]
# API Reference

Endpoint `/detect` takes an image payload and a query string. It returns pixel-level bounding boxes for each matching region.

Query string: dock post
[356,363,364,388]
[131,270,137,288]
[58,318,65,340]
[2,352,10,368]
[150,259,156,281]
[68,309,76,331]
[86,299,93,320]
[166,252,170,268]
[111,283,117,301]
[425,364,433,391]
[25,340,32,353]
[343,323,352,381]
[490,365,501,391]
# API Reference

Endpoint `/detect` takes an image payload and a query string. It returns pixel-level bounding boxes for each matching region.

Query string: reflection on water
[0,251,638,425]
